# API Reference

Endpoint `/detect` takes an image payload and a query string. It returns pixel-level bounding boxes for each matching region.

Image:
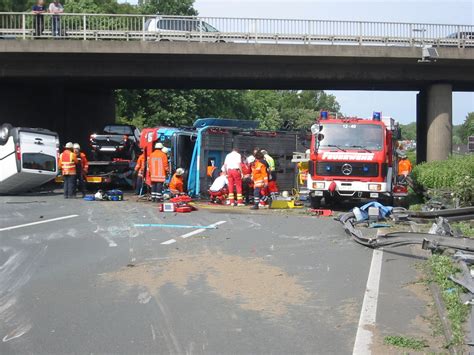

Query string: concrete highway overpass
[0,40,473,161]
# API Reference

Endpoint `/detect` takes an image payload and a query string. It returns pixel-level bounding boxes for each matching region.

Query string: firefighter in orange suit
[73,143,88,198]
[169,168,185,195]
[148,142,168,202]
[135,150,146,195]
[397,152,412,185]
[250,150,269,210]
[59,142,78,199]
[398,153,412,177]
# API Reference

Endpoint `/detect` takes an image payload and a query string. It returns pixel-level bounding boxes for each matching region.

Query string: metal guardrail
[0,12,473,47]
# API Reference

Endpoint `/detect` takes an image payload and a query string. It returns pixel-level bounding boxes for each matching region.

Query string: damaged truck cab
[307,111,407,208]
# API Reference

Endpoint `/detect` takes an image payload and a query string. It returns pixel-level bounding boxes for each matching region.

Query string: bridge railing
[0,12,473,47]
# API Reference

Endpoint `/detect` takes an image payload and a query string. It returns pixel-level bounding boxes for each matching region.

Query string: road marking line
[179,220,227,239]
[134,223,218,229]
[161,239,177,245]
[353,249,383,355]
[0,214,79,232]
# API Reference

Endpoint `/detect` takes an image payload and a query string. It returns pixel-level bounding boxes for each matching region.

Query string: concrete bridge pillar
[0,85,115,152]
[426,84,453,162]
[416,84,453,163]
[416,90,427,164]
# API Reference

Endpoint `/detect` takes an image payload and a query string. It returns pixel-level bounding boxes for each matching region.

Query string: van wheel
[310,196,321,209]
[0,123,12,145]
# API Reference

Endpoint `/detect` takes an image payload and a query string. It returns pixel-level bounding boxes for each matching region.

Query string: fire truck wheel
[310,196,322,209]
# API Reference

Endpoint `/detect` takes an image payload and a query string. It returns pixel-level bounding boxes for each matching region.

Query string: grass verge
[453,222,474,238]
[428,255,470,347]
[384,335,427,350]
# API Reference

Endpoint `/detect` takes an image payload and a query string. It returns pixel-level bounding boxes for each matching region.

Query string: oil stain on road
[103,248,311,316]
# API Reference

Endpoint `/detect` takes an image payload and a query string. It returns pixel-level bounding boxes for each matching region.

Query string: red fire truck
[307,111,408,208]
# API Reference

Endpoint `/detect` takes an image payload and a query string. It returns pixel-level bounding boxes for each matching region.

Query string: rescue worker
[169,168,185,195]
[241,155,253,204]
[250,151,269,210]
[73,143,88,198]
[209,172,229,204]
[261,150,276,181]
[297,149,310,187]
[398,152,412,180]
[148,142,168,202]
[134,149,146,195]
[207,159,220,183]
[59,142,77,199]
[223,147,244,206]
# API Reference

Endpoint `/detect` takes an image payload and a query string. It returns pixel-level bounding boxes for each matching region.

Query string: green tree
[138,0,197,16]
[400,122,416,140]
[459,112,474,144]
[0,0,34,11]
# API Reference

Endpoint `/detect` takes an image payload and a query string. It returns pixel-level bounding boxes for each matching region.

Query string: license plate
[339,184,352,191]
[314,190,324,196]
[370,193,379,198]
[87,177,104,183]
[100,147,116,151]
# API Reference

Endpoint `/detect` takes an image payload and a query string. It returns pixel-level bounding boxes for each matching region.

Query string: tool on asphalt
[133,223,218,229]
[308,209,333,217]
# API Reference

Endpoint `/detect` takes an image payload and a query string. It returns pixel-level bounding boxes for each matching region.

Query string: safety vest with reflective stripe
[135,154,145,176]
[59,150,77,176]
[398,159,412,176]
[251,160,268,188]
[148,150,168,183]
[77,152,89,174]
[169,174,184,194]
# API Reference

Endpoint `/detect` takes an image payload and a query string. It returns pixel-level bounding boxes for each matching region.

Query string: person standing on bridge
[32,0,47,37]
[59,142,78,199]
[48,0,64,37]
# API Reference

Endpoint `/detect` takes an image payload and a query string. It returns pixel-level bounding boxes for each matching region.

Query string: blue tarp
[354,201,393,221]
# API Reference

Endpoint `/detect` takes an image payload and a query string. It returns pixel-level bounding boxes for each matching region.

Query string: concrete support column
[0,85,115,153]
[426,84,453,162]
[416,90,427,164]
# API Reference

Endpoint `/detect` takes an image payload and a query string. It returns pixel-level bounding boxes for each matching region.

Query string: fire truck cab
[307,111,407,208]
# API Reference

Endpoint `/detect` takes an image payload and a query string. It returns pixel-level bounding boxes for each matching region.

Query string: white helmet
[175,168,185,176]
[65,142,74,149]
[247,156,255,164]
[162,147,169,154]
[155,142,163,149]
[73,143,81,150]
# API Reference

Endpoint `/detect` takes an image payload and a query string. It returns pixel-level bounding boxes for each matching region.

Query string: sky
[120,0,473,124]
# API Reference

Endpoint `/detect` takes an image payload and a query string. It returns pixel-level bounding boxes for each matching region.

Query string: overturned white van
[0,123,59,194]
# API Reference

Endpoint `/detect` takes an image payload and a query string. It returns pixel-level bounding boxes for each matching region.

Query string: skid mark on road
[0,245,47,343]
[104,248,310,316]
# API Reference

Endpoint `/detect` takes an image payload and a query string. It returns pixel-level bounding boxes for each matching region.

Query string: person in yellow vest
[169,168,185,195]
[59,142,78,199]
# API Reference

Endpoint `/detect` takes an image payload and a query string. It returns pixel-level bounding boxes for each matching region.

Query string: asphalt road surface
[0,192,443,354]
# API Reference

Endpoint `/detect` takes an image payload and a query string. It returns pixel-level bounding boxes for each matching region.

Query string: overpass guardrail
[0,12,473,47]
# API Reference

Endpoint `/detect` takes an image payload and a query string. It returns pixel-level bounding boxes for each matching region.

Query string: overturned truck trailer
[187,119,307,196]
[140,119,306,197]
